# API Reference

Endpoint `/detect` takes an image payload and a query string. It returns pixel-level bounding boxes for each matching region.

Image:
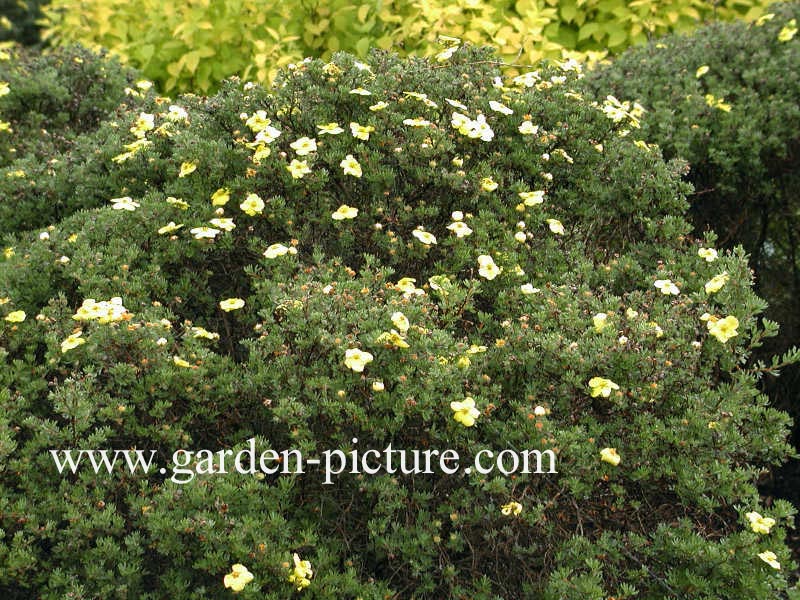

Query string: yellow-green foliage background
[40,0,776,92]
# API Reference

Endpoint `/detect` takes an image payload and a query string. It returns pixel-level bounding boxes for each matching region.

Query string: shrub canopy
[0,46,797,598]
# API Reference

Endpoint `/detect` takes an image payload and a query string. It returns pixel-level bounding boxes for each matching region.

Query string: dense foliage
[1,45,796,598]
[38,0,777,93]
[0,44,142,233]
[582,1,800,493]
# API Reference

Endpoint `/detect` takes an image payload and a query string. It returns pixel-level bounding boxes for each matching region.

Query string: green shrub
[581,1,800,474]
[0,46,797,598]
[38,0,777,94]
[0,44,143,234]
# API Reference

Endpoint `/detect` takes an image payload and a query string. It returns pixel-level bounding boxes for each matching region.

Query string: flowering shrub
[38,0,777,93]
[0,46,797,598]
[582,1,800,493]
[0,44,141,232]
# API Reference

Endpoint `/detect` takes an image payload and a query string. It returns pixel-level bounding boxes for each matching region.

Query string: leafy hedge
[0,46,797,598]
[582,1,800,477]
[38,0,778,93]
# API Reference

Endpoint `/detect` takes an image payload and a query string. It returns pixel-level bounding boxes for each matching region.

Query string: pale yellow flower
[209,218,235,232]
[501,501,523,515]
[695,65,710,78]
[451,397,480,426]
[391,311,410,333]
[600,447,621,466]
[264,243,295,258]
[332,205,359,220]
[376,330,410,349]
[412,228,437,245]
[318,122,344,135]
[4,310,25,323]
[746,511,776,535]
[110,196,140,211]
[757,550,781,569]
[519,190,545,205]
[446,221,473,238]
[286,159,312,179]
[546,219,564,235]
[287,554,313,591]
[350,122,375,140]
[240,193,265,216]
[705,272,729,294]
[345,348,373,372]
[707,315,739,343]
[593,312,609,333]
[290,136,317,156]
[61,331,86,353]
[477,255,501,280]
[340,154,362,177]
[480,177,498,192]
[211,188,231,206]
[224,563,254,592]
[489,100,513,115]
[778,18,797,42]
[518,121,539,135]
[698,247,718,262]
[654,279,680,295]
[172,356,194,368]
[190,226,220,240]
[588,377,619,398]
[178,161,197,177]
[158,222,183,235]
[219,298,245,312]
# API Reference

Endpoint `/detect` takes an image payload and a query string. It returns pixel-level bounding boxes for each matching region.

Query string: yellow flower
[520,283,540,294]
[264,243,296,258]
[403,117,431,127]
[480,177,498,192]
[345,348,373,372]
[245,110,272,133]
[3,246,15,258]
[546,219,564,235]
[698,247,718,262]
[166,196,189,210]
[707,315,739,343]
[518,121,539,135]
[588,377,620,398]
[318,122,344,135]
[369,101,389,111]
[450,397,480,427]
[157,222,183,235]
[219,298,245,312]
[704,94,732,112]
[519,190,545,205]
[477,255,501,280]
[209,218,235,232]
[287,553,313,591]
[778,18,797,42]
[391,311,410,333]
[4,310,26,323]
[757,551,781,570]
[224,563,254,592]
[501,501,522,515]
[653,279,680,295]
[395,277,425,297]
[178,161,197,177]
[332,205,359,220]
[349,87,372,96]
[290,136,317,156]
[0,81,9,97]
[211,187,230,206]
[704,272,729,294]
[286,159,312,179]
[190,226,220,240]
[593,312,609,333]
[412,228,437,245]
[489,100,513,115]
[110,196,140,211]
[372,380,385,392]
[756,13,775,26]
[695,65,709,78]
[376,330,410,349]
[600,447,621,466]
[172,356,194,368]
[350,122,375,140]
[240,193,265,216]
[191,326,220,340]
[746,511,776,535]
[61,331,86,353]
[72,297,129,323]
[446,221,473,238]
[340,154,362,177]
